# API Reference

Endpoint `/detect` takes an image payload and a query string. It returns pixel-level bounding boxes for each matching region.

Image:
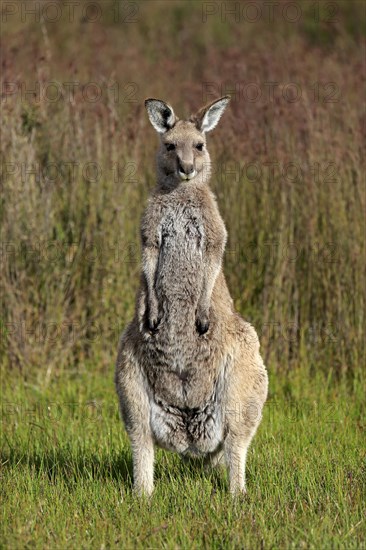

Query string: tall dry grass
[1,0,365,381]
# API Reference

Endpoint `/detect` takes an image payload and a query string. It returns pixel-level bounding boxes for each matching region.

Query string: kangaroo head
[145,96,230,187]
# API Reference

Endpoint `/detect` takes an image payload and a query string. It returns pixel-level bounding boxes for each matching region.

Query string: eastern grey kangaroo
[115,96,268,495]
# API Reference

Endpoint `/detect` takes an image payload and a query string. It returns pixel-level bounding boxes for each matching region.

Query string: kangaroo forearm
[142,246,159,301]
[199,254,222,309]
[200,201,226,310]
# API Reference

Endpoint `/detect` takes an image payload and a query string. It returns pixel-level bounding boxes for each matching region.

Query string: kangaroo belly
[144,353,217,409]
[149,370,225,456]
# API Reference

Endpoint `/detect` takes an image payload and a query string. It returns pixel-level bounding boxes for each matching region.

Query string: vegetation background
[1,0,365,548]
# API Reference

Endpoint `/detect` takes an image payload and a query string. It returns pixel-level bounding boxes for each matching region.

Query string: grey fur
[115,96,268,496]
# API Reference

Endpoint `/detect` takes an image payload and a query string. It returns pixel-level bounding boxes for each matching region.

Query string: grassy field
[1,0,365,547]
[1,365,365,548]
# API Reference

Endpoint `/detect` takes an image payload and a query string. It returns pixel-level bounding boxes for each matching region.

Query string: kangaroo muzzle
[177,159,197,181]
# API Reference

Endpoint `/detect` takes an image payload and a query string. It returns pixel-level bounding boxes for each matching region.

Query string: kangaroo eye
[165,143,176,152]
[196,143,204,151]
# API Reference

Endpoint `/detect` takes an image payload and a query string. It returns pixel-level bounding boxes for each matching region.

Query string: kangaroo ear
[145,98,176,134]
[192,96,230,133]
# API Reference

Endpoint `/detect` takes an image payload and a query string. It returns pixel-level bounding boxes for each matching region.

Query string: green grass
[1,365,365,548]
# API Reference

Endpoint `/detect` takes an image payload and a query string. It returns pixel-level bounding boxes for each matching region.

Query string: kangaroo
[115,96,268,496]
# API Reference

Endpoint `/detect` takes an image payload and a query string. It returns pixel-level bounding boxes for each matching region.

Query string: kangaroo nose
[178,160,194,175]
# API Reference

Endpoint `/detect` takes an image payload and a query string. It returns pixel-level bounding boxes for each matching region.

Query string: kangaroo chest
[159,202,205,257]
[155,201,206,301]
